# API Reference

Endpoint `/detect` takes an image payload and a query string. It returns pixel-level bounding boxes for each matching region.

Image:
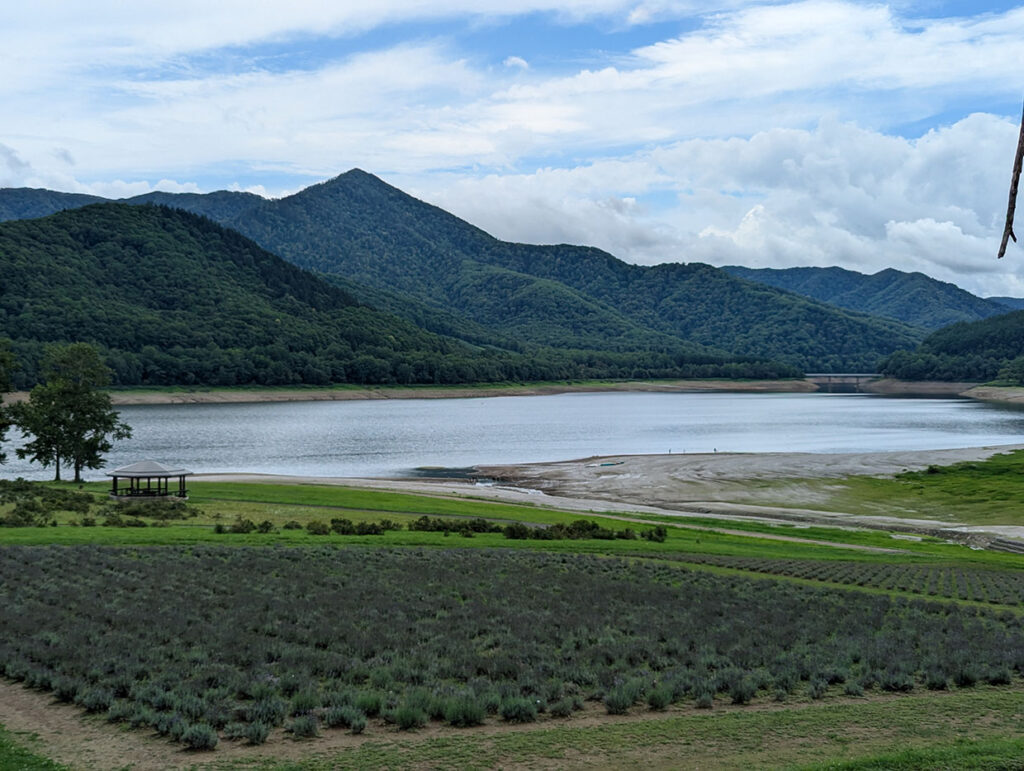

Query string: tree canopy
[11,343,131,482]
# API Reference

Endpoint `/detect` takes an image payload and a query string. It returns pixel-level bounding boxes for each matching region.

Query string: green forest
[0,171,929,374]
[879,310,1024,383]
[0,204,794,389]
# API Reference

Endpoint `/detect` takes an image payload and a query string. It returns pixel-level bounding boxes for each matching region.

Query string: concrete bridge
[804,373,882,393]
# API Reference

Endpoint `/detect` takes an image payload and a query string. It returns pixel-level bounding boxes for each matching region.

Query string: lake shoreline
[5,378,819,405]
[9,377,1022,405]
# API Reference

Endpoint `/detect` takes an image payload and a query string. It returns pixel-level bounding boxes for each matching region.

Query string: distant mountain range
[0,172,929,378]
[722,265,1013,330]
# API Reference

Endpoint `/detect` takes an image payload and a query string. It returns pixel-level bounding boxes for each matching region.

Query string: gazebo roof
[106,461,192,478]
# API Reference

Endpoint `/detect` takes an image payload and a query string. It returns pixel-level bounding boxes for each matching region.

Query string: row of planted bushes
[215,514,668,542]
[3,545,1024,749]
[671,554,1024,607]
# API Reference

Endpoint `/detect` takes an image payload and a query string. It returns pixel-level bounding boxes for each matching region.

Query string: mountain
[879,309,1024,382]
[722,265,1008,330]
[987,296,1024,311]
[0,204,786,389]
[222,171,924,371]
[0,188,107,222]
[0,171,927,371]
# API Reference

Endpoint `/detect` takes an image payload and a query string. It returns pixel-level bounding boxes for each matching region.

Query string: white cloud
[3,1,1024,298]
[412,113,1023,297]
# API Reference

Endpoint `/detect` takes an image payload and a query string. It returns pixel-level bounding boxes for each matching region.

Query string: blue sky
[2,1,1024,295]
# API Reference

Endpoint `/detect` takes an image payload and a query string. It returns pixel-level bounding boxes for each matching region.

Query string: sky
[3,1,1024,297]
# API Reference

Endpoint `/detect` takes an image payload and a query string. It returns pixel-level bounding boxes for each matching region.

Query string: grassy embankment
[707,448,1024,528]
[2,455,1024,769]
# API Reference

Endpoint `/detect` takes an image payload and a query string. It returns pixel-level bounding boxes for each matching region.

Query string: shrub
[256,520,275,533]
[282,520,302,530]
[324,705,366,733]
[228,517,256,534]
[549,695,583,718]
[647,684,673,710]
[354,691,383,717]
[307,520,330,536]
[603,684,636,715]
[290,687,320,716]
[245,721,271,745]
[248,696,288,726]
[330,518,355,535]
[444,693,486,727]
[182,723,219,751]
[807,678,828,699]
[642,526,668,543]
[499,697,537,723]
[76,687,113,713]
[287,714,319,738]
[390,704,427,730]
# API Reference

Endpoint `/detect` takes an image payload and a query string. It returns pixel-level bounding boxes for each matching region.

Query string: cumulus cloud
[4,1,1024,296]
[414,113,1022,296]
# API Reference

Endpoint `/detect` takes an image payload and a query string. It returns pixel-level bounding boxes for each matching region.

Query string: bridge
[804,373,882,392]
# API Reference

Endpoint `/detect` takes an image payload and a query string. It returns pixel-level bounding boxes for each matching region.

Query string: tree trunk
[54,454,61,482]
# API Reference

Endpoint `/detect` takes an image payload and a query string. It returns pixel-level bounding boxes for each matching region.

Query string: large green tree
[12,343,131,482]
[0,339,13,465]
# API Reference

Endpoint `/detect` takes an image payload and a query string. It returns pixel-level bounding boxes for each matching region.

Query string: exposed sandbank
[198,443,1024,544]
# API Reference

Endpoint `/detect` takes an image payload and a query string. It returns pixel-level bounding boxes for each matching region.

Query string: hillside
[224,171,923,371]
[879,310,1024,383]
[988,296,1024,311]
[723,265,1008,330]
[0,172,927,371]
[0,204,784,388]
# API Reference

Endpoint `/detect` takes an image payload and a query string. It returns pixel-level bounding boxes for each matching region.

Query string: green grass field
[2,453,1024,769]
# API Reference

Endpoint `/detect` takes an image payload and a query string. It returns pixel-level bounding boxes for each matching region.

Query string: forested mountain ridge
[879,310,1024,383]
[0,171,927,371]
[0,204,786,388]
[0,188,107,222]
[722,265,1009,331]
[224,171,926,371]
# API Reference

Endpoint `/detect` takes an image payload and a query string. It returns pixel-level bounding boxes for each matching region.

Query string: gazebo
[106,461,192,500]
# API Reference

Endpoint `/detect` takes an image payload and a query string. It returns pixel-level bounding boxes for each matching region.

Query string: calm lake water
[4,391,1024,481]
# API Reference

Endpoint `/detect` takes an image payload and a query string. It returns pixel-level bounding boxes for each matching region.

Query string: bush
[549,695,583,718]
[76,687,113,713]
[354,691,383,717]
[256,520,275,533]
[307,520,330,536]
[287,714,319,738]
[282,520,302,530]
[181,723,219,751]
[324,705,367,734]
[647,684,672,710]
[444,693,486,727]
[603,684,636,715]
[390,703,427,730]
[641,526,668,543]
[499,697,537,723]
[245,721,271,745]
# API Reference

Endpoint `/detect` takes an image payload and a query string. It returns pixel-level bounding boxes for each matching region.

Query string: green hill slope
[0,204,783,388]
[227,171,922,371]
[879,310,1024,382]
[0,172,926,371]
[723,265,1007,330]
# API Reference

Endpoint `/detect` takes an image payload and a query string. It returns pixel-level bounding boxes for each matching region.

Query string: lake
[4,391,1024,481]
